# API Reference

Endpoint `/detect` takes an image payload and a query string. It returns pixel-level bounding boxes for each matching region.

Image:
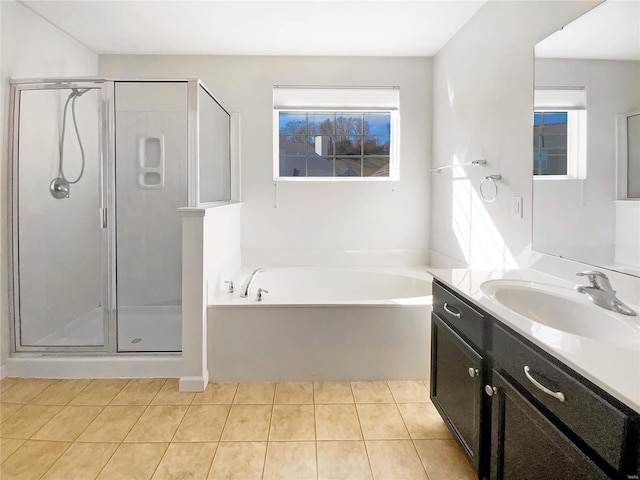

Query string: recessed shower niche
[8,78,231,354]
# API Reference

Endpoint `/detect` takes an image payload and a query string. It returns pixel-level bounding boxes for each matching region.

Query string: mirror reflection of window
[627,113,640,198]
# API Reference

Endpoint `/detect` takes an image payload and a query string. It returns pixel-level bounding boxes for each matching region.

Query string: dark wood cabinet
[430,279,640,480]
[431,313,485,473]
[488,370,609,480]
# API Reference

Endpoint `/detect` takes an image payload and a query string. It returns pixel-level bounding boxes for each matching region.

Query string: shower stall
[8,78,231,354]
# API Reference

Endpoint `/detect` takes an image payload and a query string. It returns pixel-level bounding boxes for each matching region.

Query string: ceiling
[535,0,640,61]
[21,0,486,57]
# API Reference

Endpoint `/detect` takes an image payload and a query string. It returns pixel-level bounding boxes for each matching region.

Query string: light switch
[511,197,523,219]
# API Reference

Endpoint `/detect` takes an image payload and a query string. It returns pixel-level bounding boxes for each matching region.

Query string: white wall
[1,0,98,366]
[114,82,188,308]
[429,0,600,269]
[99,55,431,266]
[533,59,640,268]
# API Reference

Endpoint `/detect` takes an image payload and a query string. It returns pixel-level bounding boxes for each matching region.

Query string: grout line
[313,382,319,480]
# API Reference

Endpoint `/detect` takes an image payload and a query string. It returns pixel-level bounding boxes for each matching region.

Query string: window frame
[273,108,399,182]
[533,88,587,181]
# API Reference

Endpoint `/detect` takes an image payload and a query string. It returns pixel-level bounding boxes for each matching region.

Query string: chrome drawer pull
[443,302,462,318]
[524,366,565,402]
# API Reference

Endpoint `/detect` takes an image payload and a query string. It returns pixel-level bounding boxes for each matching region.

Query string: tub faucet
[575,271,637,316]
[241,268,265,298]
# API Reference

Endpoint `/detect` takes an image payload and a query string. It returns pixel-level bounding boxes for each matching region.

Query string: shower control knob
[468,368,479,378]
[257,288,269,301]
[485,385,499,397]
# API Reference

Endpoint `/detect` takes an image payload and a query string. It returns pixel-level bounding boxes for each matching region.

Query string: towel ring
[480,174,501,202]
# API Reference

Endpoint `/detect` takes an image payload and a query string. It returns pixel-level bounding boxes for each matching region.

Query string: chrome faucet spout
[575,271,637,316]
[241,268,265,298]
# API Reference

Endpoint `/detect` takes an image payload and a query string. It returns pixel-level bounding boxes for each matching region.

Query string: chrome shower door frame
[8,79,116,353]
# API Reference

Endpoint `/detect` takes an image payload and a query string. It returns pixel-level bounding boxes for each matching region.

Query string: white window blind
[534,87,586,111]
[273,86,399,111]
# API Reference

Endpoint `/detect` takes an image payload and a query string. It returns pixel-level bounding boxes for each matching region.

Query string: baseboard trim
[179,371,209,392]
[5,355,182,379]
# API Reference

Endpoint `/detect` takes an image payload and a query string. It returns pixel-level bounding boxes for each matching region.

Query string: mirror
[533,0,640,277]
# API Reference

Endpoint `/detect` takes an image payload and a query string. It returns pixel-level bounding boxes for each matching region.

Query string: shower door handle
[100,208,107,229]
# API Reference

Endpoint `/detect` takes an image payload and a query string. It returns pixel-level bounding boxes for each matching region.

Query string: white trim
[534,87,586,110]
[273,86,399,110]
[179,372,209,392]
[0,365,7,380]
[5,355,182,378]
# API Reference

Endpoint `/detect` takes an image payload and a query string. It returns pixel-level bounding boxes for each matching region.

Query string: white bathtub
[207,267,433,381]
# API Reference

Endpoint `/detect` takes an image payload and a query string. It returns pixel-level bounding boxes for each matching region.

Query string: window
[533,88,586,179]
[273,87,399,180]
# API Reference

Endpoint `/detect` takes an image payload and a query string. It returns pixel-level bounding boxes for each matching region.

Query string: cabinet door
[431,313,484,472]
[489,370,609,480]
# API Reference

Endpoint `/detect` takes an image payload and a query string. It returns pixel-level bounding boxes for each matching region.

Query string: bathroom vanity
[429,270,640,480]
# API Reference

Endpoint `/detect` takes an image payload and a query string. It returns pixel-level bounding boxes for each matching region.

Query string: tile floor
[0,377,476,480]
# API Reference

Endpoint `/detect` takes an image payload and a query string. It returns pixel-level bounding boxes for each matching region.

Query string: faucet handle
[257,288,269,301]
[576,271,614,292]
[224,280,234,293]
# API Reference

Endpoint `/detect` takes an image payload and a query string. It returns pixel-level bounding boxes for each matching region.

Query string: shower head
[70,88,90,98]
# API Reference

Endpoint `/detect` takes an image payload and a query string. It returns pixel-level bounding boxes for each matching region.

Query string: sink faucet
[241,268,265,298]
[575,271,637,316]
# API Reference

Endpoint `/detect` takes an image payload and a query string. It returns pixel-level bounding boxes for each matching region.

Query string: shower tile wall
[114,82,187,351]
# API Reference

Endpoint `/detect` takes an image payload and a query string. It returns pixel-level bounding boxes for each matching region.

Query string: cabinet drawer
[492,322,630,472]
[433,281,484,350]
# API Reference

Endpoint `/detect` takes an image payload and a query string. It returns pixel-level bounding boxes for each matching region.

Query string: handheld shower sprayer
[49,87,91,199]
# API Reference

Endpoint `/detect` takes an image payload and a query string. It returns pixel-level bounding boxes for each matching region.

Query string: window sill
[274,177,398,182]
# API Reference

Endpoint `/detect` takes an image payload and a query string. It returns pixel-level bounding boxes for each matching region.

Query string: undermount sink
[480,280,639,347]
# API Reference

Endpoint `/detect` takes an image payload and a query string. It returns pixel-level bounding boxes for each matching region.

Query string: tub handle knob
[224,280,234,293]
[257,288,269,301]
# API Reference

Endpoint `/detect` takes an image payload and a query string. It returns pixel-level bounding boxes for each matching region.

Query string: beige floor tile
[208,441,267,480]
[263,441,317,480]
[317,441,373,480]
[357,404,409,440]
[0,403,23,423]
[414,439,476,480]
[234,382,276,404]
[151,379,195,405]
[315,404,363,440]
[173,405,230,442]
[398,402,453,439]
[77,405,146,442]
[314,382,354,404]
[0,377,20,393]
[124,405,188,442]
[41,442,118,480]
[69,379,129,406]
[221,404,272,441]
[0,438,25,463]
[193,382,238,404]
[387,380,430,403]
[269,405,315,441]
[0,440,70,480]
[29,379,93,406]
[152,442,217,480]
[96,443,168,480]
[111,379,167,405]
[0,405,62,439]
[365,440,428,479]
[32,405,103,441]
[351,381,394,403]
[274,382,314,404]
[0,378,59,404]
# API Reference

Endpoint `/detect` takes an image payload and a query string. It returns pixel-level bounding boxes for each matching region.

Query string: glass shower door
[12,83,108,349]
[114,81,187,352]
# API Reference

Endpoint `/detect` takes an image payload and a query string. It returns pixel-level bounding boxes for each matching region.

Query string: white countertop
[428,268,640,414]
